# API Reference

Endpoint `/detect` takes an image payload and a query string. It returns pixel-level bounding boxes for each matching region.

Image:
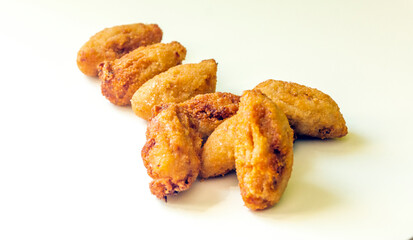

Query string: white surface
[0,0,412,239]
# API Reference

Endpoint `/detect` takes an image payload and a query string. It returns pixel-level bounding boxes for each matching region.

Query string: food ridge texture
[234,90,294,210]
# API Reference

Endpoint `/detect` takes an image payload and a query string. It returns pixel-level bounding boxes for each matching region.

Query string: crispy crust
[152,92,240,138]
[77,23,162,76]
[200,115,238,178]
[234,90,294,210]
[142,92,240,199]
[99,41,187,106]
[179,92,240,138]
[142,104,202,199]
[254,79,347,139]
[131,59,218,120]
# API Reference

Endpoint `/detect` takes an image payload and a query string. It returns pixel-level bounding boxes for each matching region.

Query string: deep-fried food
[234,90,294,210]
[131,59,218,120]
[152,92,240,138]
[77,23,162,76]
[200,79,348,179]
[201,90,294,209]
[201,91,294,209]
[132,60,218,120]
[254,79,347,139]
[200,115,238,178]
[78,23,350,209]
[177,92,240,138]
[99,41,186,106]
[141,104,202,199]
[142,92,240,199]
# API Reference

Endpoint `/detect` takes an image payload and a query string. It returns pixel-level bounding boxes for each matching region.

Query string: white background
[1,0,412,239]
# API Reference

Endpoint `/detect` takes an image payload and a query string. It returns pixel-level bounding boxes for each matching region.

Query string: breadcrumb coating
[77,23,162,76]
[99,41,186,106]
[142,105,202,199]
[200,115,238,178]
[142,92,240,199]
[131,59,218,120]
[201,91,294,210]
[254,79,347,139]
[234,90,294,210]
[152,92,240,138]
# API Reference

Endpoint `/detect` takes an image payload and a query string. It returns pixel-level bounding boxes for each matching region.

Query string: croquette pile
[77,23,348,211]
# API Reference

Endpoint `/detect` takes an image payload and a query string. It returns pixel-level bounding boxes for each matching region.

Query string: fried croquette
[131,59,218,120]
[254,79,347,139]
[99,41,187,106]
[200,115,238,178]
[77,23,162,76]
[142,92,240,198]
[141,104,202,199]
[234,90,294,210]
